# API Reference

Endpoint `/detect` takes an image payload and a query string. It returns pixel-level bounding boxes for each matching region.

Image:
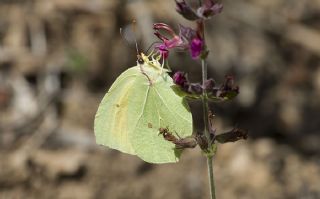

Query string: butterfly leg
[139,64,153,85]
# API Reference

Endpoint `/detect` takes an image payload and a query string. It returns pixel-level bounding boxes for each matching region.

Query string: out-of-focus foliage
[0,0,320,198]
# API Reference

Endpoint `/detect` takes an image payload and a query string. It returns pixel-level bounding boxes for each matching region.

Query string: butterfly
[94,48,193,163]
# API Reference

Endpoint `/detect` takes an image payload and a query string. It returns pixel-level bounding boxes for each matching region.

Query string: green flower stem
[207,155,216,199]
[202,58,216,199]
[201,59,210,141]
[201,21,216,199]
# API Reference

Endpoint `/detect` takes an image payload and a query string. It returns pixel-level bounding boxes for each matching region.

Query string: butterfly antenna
[119,27,129,46]
[132,19,140,56]
[119,19,141,57]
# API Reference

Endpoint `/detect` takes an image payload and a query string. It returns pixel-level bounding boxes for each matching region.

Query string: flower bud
[173,71,188,89]
[175,0,199,21]
[218,75,239,98]
[188,83,203,94]
[203,78,216,91]
[215,128,248,144]
[197,0,223,19]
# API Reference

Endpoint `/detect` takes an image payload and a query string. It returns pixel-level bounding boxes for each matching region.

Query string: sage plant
[154,1,247,198]
[94,1,247,199]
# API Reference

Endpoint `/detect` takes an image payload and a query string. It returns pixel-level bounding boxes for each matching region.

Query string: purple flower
[179,24,197,43]
[190,37,204,59]
[179,24,205,59]
[154,23,183,59]
[154,23,183,48]
[156,44,169,59]
[197,0,223,19]
[153,23,205,60]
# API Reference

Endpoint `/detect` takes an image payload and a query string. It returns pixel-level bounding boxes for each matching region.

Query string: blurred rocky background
[0,0,320,198]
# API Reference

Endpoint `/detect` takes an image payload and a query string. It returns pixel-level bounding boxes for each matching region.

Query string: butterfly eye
[137,55,144,65]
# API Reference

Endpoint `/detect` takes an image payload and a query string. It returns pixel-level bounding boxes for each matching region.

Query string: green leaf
[94,56,193,163]
[207,94,225,103]
[220,90,238,101]
[207,90,239,103]
[171,85,201,100]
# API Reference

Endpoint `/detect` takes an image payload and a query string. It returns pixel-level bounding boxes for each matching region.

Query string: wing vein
[153,91,171,162]
[153,87,191,123]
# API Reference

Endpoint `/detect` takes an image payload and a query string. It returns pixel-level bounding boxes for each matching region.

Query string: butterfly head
[137,52,167,74]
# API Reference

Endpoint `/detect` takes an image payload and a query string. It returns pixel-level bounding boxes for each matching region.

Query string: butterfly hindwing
[94,56,193,163]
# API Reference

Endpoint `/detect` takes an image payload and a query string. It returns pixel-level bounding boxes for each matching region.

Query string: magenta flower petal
[153,23,205,60]
[179,24,197,42]
[190,37,204,59]
[153,23,184,59]
[164,36,183,49]
[156,44,170,59]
